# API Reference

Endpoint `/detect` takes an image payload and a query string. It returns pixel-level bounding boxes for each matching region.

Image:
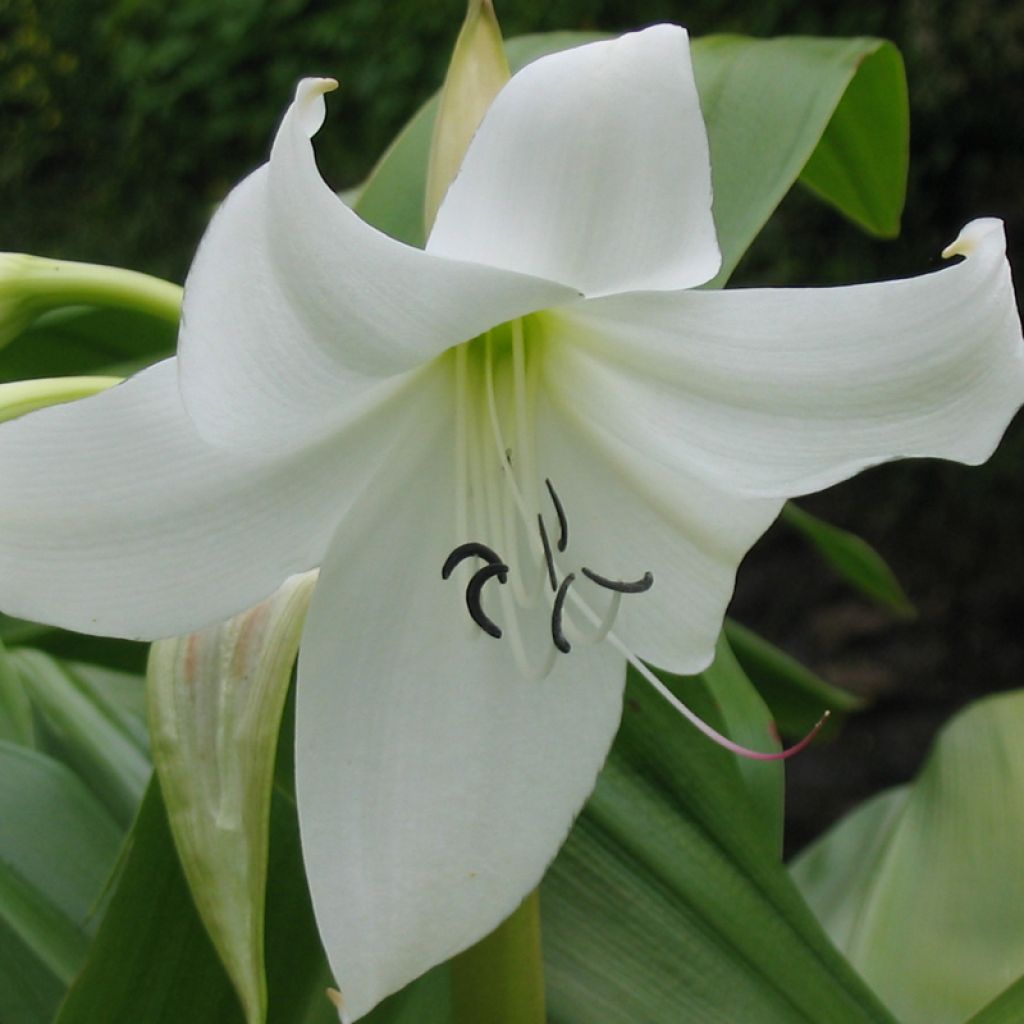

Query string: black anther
[545,478,568,552]
[537,515,558,592]
[442,542,507,581]
[466,562,508,639]
[551,572,575,653]
[581,567,654,594]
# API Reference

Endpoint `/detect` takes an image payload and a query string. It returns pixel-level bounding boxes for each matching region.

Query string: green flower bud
[424,0,510,233]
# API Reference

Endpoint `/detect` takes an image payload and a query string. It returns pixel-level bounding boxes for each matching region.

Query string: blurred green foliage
[2,0,1022,289]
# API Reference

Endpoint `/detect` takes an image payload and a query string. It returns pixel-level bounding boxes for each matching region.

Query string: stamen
[545,478,568,552]
[537,515,558,592]
[441,541,507,581]
[551,572,575,653]
[581,567,654,594]
[562,589,621,647]
[561,581,829,761]
[608,630,830,760]
[482,331,534,607]
[466,562,509,639]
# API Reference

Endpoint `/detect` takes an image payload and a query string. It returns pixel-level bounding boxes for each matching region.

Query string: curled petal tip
[291,77,340,137]
[326,988,352,1023]
[296,76,339,98]
[942,217,1004,259]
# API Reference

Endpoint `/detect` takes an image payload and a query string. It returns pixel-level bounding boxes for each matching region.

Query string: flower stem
[4,252,182,325]
[450,890,546,1024]
[0,375,121,424]
[12,255,183,324]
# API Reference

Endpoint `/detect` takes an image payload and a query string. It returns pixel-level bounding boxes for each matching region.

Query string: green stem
[451,890,546,1024]
[16,256,183,324]
[0,375,121,424]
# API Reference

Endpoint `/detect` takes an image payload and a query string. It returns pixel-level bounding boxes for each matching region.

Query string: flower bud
[424,0,510,233]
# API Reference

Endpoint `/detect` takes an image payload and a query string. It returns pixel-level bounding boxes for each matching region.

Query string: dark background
[3,0,1022,854]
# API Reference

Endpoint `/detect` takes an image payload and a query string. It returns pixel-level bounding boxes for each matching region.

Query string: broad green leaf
[725,619,866,737]
[0,915,68,1024]
[147,571,317,1024]
[800,42,908,238]
[66,660,150,747]
[0,614,147,673]
[0,305,176,383]
[53,699,445,1024]
[10,648,150,827]
[451,893,544,1024]
[967,975,1024,1024]
[55,755,336,1024]
[697,634,784,853]
[0,742,123,1023]
[783,503,915,618]
[354,33,907,283]
[55,781,252,1024]
[791,691,1024,1023]
[541,666,895,1024]
[695,36,907,287]
[0,639,35,746]
[364,966,452,1024]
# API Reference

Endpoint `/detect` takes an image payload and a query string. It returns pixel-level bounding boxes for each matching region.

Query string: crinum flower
[1,25,1022,1020]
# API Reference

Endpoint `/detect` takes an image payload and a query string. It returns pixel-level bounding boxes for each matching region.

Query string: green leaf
[0,305,176,383]
[10,648,150,828]
[147,571,317,1024]
[354,32,908,284]
[791,691,1024,1023]
[0,639,35,746]
[800,42,908,238]
[55,755,336,1024]
[966,975,1024,1024]
[783,503,915,618]
[0,614,148,673]
[695,634,784,853]
[363,965,452,1024]
[0,742,124,1024]
[725,619,866,738]
[695,35,907,286]
[450,893,545,1024]
[53,697,450,1024]
[541,664,895,1024]
[54,781,251,1024]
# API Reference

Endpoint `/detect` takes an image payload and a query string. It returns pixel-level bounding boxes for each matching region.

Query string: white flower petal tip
[553,213,1024,502]
[428,23,720,295]
[942,217,1004,260]
[291,77,339,137]
[178,69,576,450]
[326,988,351,1024]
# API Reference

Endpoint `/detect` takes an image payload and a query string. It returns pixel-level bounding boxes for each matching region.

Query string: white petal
[0,358,446,639]
[537,387,782,674]
[179,78,577,451]
[296,423,625,1020]
[427,26,721,297]
[546,219,1024,497]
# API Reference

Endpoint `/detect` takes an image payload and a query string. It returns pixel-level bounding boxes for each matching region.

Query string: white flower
[1,25,1022,1020]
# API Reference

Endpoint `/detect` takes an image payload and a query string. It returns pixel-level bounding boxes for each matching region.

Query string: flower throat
[440,318,828,762]
[443,318,654,677]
